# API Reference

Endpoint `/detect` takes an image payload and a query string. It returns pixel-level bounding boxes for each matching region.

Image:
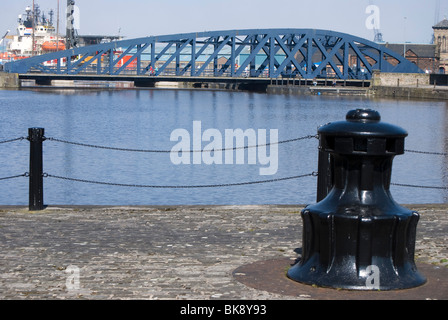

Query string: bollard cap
[346,109,381,122]
[318,109,408,155]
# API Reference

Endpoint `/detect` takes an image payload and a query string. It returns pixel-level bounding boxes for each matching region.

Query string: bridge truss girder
[5,29,422,80]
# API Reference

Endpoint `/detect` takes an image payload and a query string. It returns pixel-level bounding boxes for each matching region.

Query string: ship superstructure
[7,4,65,59]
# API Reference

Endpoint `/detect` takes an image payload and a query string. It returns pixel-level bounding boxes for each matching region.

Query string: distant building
[373,18,448,75]
[382,43,438,73]
[433,18,448,74]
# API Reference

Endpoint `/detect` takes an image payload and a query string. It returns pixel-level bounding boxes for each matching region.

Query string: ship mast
[57,0,60,51]
[32,0,35,56]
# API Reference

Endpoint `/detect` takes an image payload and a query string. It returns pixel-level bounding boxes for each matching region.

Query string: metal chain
[0,137,26,144]
[45,172,317,189]
[405,149,447,156]
[0,173,28,181]
[46,134,318,153]
[2,171,447,191]
[31,136,448,156]
[2,134,448,156]
[47,137,171,153]
[43,173,448,191]
[391,182,448,190]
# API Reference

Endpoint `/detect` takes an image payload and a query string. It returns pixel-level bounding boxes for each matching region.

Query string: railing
[0,128,447,211]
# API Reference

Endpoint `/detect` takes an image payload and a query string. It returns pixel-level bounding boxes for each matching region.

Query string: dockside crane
[0,30,10,46]
[368,0,384,43]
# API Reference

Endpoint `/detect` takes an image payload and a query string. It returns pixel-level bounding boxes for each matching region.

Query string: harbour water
[0,86,447,205]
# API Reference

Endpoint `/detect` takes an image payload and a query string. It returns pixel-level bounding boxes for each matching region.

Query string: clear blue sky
[1,0,447,44]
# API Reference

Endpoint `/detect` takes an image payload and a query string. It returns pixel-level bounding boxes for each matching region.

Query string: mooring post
[288,109,426,291]
[28,128,45,211]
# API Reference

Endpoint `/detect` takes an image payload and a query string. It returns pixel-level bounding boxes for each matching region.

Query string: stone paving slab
[0,204,446,300]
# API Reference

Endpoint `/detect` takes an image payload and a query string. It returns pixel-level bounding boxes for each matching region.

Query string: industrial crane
[0,30,10,46]
[368,0,384,43]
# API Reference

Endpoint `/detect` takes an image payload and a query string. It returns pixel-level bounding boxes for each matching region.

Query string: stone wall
[370,71,448,100]
[370,86,448,100]
[371,71,430,88]
[0,72,20,89]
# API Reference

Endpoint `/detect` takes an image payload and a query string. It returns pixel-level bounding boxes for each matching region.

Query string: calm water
[0,87,447,205]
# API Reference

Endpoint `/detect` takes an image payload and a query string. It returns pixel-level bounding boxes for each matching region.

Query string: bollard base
[287,208,427,291]
[233,258,447,299]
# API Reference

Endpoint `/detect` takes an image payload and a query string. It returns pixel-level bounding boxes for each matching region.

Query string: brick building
[433,18,448,74]
[382,43,438,73]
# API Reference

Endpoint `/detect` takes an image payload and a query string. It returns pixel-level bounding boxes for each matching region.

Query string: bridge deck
[19,73,271,84]
[19,73,371,90]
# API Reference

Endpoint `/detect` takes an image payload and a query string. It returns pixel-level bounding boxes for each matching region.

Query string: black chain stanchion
[27,128,45,211]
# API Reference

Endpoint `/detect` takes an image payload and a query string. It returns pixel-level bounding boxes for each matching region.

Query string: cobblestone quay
[0,205,447,300]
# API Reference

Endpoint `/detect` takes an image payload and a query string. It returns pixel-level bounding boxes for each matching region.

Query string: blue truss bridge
[4,28,422,87]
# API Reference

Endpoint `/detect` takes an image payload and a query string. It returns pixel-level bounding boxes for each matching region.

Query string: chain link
[391,182,448,190]
[0,173,28,181]
[45,172,316,189]
[405,149,448,156]
[47,137,171,153]
[0,137,26,145]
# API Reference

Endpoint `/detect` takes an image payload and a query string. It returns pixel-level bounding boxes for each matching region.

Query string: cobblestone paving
[0,205,446,300]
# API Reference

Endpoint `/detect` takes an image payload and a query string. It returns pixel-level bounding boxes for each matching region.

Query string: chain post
[28,128,45,211]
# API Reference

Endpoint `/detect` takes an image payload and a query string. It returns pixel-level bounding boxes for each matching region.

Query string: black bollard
[287,109,426,290]
[28,128,45,211]
[316,149,332,202]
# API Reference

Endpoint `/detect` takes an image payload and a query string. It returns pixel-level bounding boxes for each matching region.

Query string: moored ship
[6,4,66,61]
[1,2,123,67]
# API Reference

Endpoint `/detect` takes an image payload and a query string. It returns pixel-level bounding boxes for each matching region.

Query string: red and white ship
[2,4,65,64]
[1,2,128,69]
